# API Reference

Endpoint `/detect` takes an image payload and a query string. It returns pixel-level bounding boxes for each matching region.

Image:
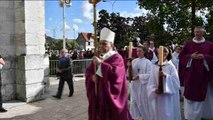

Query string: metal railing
[49,59,92,76]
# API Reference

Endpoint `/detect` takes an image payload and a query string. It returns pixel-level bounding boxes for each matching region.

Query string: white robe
[171,52,179,71]
[147,60,181,120]
[130,57,152,120]
[184,83,213,120]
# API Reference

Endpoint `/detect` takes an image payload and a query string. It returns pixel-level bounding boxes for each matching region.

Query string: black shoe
[0,108,7,112]
[52,95,61,99]
[68,93,73,97]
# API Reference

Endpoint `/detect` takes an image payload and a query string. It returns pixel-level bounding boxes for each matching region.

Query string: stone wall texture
[0,0,49,102]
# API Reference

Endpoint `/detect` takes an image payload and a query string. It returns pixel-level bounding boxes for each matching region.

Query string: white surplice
[184,83,213,120]
[171,52,179,71]
[147,60,181,120]
[129,57,152,120]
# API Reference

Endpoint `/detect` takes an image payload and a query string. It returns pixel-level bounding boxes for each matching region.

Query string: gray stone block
[0,7,14,22]
[1,69,16,85]
[0,34,15,46]
[16,84,26,101]
[1,84,16,101]
[0,1,14,9]
[0,21,15,35]
[0,0,48,103]
[25,82,46,103]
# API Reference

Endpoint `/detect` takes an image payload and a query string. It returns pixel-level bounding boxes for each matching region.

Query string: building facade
[76,32,95,51]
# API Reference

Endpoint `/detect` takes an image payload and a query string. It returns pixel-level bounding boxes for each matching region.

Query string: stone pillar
[15,0,49,102]
[0,1,16,101]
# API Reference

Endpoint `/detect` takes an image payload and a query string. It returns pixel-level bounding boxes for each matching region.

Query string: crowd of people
[85,26,213,120]
[0,26,212,120]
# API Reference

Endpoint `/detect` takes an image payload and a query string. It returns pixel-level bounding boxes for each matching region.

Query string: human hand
[127,61,131,66]
[191,52,198,59]
[132,75,139,81]
[196,54,204,59]
[92,74,98,83]
[93,56,102,65]
[56,68,62,73]
[159,71,166,77]
[0,58,5,65]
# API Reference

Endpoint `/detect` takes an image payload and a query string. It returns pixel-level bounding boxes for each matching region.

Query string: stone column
[15,0,49,102]
[0,1,16,101]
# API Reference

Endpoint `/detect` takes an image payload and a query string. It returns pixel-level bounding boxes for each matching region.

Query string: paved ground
[0,76,88,120]
[1,75,208,120]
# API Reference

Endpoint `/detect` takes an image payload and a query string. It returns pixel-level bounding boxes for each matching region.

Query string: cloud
[120,11,142,18]
[120,6,149,18]
[73,18,83,23]
[73,24,79,31]
[65,22,71,31]
[82,1,93,21]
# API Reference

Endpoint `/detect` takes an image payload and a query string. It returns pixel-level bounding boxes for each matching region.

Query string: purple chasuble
[124,48,138,69]
[179,40,213,101]
[85,53,133,120]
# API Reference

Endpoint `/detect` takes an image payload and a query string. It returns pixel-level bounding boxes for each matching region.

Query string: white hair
[195,26,206,34]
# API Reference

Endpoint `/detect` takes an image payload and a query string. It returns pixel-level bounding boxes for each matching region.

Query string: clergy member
[179,26,213,120]
[171,45,181,71]
[147,47,181,120]
[85,27,132,120]
[143,41,158,64]
[129,45,152,120]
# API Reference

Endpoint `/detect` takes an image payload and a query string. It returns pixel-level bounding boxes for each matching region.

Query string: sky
[45,0,148,39]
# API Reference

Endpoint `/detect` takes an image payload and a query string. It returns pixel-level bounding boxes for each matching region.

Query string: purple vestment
[85,53,132,120]
[124,48,138,69]
[179,40,213,101]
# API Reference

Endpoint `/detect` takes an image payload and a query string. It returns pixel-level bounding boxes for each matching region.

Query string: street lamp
[59,0,72,49]
[103,0,117,12]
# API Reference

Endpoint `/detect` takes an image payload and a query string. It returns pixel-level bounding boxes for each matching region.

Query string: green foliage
[137,0,213,44]
[45,35,79,51]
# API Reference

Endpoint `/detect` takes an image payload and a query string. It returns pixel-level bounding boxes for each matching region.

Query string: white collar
[102,50,117,60]
[192,37,205,43]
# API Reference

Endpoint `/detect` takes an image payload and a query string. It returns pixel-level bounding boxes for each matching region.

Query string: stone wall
[0,1,16,101]
[0,0,49,102]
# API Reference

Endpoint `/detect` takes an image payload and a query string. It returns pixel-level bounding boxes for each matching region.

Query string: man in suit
[0,55,7,112]
[53,49,74,99]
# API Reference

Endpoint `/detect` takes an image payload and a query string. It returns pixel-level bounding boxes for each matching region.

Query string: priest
[179,26,213,120]
[85,27,132,120]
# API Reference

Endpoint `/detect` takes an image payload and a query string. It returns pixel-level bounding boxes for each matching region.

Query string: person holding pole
[147,47,181,120]
[85,27,132,120]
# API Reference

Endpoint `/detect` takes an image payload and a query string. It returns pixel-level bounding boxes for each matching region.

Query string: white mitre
[100,27,115,43]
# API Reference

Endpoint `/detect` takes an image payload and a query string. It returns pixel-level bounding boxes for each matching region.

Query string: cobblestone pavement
[0,76,88,120]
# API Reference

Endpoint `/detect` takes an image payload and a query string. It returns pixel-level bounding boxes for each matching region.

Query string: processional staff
[127,42,133,81]
[88,0,101,96]
[156,46,164,94]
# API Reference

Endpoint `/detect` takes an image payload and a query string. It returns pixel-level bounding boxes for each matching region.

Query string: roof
[81,32,94,42]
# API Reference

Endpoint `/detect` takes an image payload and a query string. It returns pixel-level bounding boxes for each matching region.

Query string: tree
[137,0,213,43]
[45,35,79,51]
